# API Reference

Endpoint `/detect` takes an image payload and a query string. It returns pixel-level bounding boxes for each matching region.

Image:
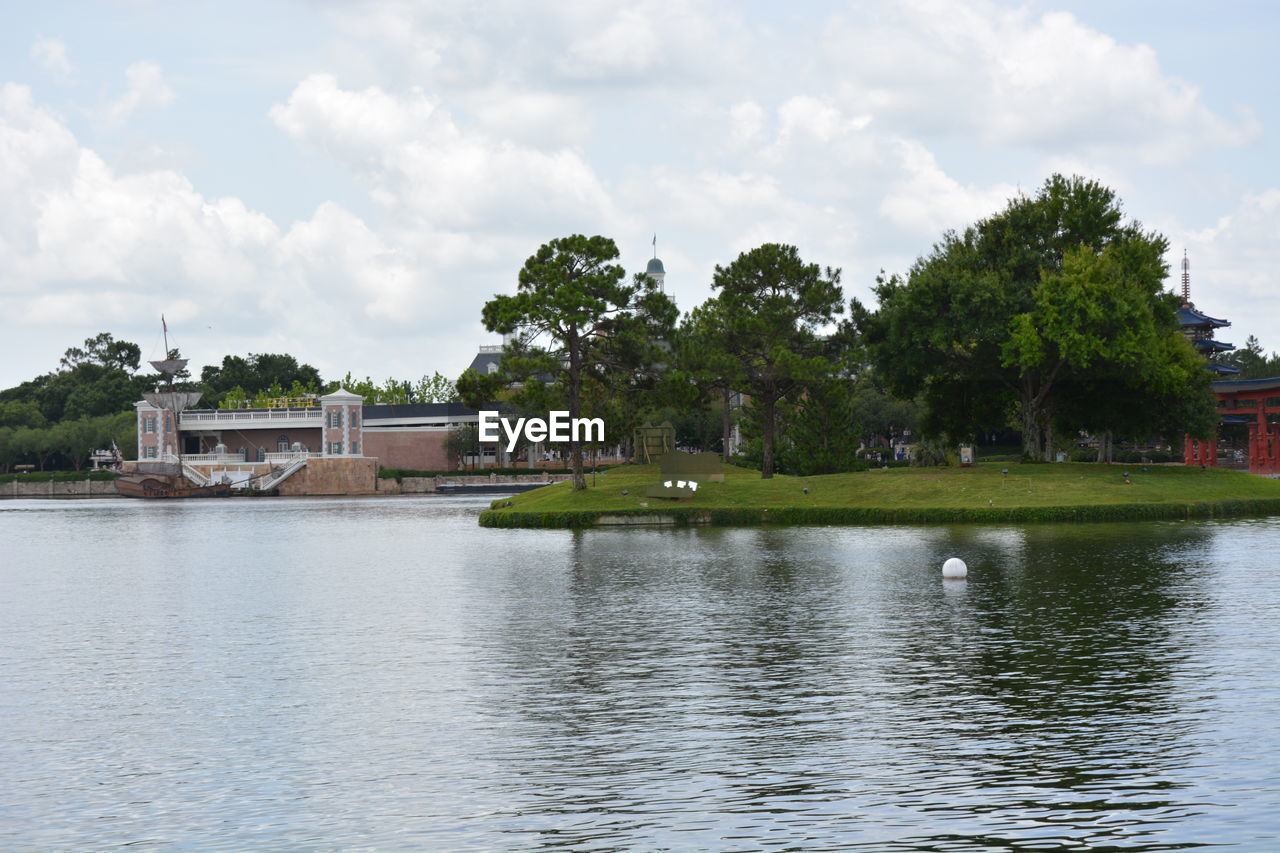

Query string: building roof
[467,350,502,374]
[321,388,364,402]
[646,257,665,274]
[1177,305,1231,328]
[1211,376,1280,393]
[1194,339,1236,353]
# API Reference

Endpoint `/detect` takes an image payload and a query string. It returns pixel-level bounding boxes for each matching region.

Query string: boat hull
[115,476,233,499]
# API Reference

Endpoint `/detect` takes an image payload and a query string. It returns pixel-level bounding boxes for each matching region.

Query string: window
[256,448,266,462]
[327,411,343,429]
[351,411,359,428]
[349,441,359,456]
[143,416,156,434]
[143,445,158,459]
[329,441,343,455]
[277,435,289,452]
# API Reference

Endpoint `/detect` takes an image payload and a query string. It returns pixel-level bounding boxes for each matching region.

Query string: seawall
[377,473,573,494]
[2,479,122,498]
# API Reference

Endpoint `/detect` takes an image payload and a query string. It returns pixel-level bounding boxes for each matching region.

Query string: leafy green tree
[1219,335,1280,380]
[201,354,322,406]
[849,379,922,451]
[0,400,48,430]
[0,427,15,472]
[444,423,488,471]
[59,332,141,373]
[784,377,863,475]
[414,371,459,404]
[50,418,107,471]
[10,426,55,471]
[701,243,844,478]
[675,299,744,458]
[460,234,676,490]
[861,174,1214,461]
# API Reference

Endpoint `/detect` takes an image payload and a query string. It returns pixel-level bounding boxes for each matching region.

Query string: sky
[2,0,1277,390]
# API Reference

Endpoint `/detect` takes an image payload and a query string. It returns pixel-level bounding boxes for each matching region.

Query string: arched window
[277,435,290,452]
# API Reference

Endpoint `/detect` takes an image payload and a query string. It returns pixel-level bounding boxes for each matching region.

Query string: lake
[2,496,1278,851]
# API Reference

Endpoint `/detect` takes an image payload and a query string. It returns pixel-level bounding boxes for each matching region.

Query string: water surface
[2,497,1278,850]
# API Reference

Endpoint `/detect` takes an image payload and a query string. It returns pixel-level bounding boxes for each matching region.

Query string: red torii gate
[1186,377,1280,475]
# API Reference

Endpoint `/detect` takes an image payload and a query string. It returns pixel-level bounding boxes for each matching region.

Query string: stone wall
[2,479,121,498]
[277,457,377,496]
[376,473,572,494]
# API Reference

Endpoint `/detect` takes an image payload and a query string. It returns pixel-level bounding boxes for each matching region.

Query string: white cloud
[269,73,619,235]
[30,37,72,81]
[0,81,445,383]
[1173,190,1280,349]
[729,100,764,146]
[879,139,1017,235]
[105,61,175,124]
[820,0,1256,164]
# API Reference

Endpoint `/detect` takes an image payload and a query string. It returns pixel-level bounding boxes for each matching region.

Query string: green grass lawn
[480,462,1280,528]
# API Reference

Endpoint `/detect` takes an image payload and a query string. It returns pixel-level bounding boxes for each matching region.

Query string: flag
[161,314,167,335]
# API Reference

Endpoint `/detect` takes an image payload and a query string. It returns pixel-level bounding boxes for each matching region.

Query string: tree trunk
[722,388,733,460]
[761,395,776,479]
[568,330,586,490]
[1021,397,1041,462]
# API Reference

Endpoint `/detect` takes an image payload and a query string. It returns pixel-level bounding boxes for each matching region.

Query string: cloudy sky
[2,1,1276,389]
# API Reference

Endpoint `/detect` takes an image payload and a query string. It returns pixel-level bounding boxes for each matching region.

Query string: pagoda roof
[1211,376,1280,393]
[1194,339,1236,353]
[1177,305,1231,328]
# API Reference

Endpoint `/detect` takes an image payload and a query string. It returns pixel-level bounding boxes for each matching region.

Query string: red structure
[1187,378,1280,475]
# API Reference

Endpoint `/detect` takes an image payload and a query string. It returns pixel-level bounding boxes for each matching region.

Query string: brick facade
[362,429,452,471]
[321,389,364,457]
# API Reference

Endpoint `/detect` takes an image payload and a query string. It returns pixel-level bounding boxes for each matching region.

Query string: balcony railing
[264,451,320,463]
[181,451,248,464]
[179,408,323,429]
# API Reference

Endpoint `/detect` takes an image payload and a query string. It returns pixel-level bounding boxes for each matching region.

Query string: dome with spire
[646,257,665,275]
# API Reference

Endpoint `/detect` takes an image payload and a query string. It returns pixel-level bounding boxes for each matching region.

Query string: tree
[201,354,323,406]
[460,234,676,490]
[60,332,141,373]
[0,400,48,430]
[444,423,485,471]
[675,300,744,459]
[701,243,844,478]
[861,174,1215,461]
[414,371,459,403]
[784,376,863,475]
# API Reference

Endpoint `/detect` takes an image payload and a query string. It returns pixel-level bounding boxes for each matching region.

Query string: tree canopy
[700,243,845,478]
[457,234,677,489]
[859,174,1216,460]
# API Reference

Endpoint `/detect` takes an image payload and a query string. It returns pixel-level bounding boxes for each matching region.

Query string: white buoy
[942,557,968,579]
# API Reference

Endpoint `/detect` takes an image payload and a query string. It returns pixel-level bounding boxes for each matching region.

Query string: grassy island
[478,462,1280,528]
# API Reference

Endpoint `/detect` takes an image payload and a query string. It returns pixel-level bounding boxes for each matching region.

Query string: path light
[942,557,968,579]
[802,487,809,494]
[621,489,629,495]
[1002,468,1008,477]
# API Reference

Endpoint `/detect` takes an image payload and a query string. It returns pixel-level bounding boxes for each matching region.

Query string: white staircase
[256,457,308,491]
